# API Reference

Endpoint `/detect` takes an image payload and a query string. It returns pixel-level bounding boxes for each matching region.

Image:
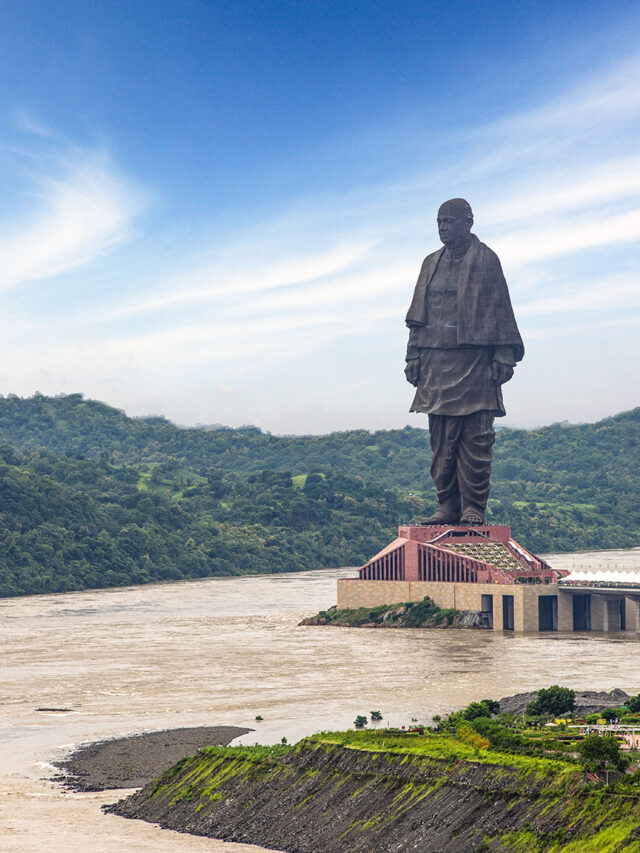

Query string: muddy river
[1,549,640,851]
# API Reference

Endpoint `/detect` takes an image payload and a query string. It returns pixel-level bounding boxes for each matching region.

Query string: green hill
[0,393,638,597]
[0,446,424,597]
[0,392,431,487]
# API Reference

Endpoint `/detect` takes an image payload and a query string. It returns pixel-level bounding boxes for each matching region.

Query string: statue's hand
[405,358,420,387]
[491,360,514,385]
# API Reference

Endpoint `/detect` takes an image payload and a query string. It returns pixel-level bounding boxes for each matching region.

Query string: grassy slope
[109,732,640,852]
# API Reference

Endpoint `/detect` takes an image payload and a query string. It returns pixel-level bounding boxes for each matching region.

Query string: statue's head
[437,198,473,248]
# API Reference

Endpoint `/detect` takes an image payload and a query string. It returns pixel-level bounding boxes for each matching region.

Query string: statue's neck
[445,234,472,260]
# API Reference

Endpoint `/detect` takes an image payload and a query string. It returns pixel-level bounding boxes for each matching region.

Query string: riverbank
[100,687,640,852]
[52,689,629,793]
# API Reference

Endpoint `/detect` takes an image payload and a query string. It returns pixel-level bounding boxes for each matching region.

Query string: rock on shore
[498,688,630,716]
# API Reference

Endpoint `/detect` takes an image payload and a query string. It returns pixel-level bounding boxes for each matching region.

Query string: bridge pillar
[590,596,605,631]
[603,598,623,632]
[557,592,573,632]
[625,597,640,633]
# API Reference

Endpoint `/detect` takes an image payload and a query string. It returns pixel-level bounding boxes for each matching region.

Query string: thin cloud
[482,155,640,228]
[494,209,640,267]
[518,274,640,317]
[104,239,377,320]
[0,142,147,292]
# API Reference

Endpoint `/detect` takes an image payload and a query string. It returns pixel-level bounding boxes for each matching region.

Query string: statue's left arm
[491,345,516,385]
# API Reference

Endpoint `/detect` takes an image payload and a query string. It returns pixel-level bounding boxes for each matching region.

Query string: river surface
[2,548,640,852]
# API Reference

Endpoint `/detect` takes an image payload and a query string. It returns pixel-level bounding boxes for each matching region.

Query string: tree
[526,686,575,717]
[463,702,494,721]
[627,694,640,713]
[601,707,624,722]
[579,734,628,779]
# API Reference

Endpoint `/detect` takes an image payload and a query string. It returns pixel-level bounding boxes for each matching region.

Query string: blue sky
[0,1,639,432]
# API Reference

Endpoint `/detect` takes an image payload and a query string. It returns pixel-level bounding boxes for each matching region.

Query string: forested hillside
[0,393,638,597]
[0,448,423,597]
[0,392,431,487]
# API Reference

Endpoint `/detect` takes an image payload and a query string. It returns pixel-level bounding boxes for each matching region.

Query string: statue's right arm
[405,358,420,386]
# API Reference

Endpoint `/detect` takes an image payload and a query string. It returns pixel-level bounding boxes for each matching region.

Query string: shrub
[456,722,489,750]
[601,707,624,722]
[463,702,494,721]
[481,699,500,715]
[472,717,526,751]
[354,715,368,729]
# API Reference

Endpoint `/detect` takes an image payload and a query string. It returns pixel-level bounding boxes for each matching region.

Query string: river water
[2,549,640,852]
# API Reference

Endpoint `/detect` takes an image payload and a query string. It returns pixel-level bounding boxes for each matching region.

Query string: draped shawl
[405,234,524,361]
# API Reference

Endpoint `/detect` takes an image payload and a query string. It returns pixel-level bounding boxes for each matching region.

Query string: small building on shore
[337,524,640,633]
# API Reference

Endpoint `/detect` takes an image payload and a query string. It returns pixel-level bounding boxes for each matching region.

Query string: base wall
[337,579,561,632]
[337,580,640,633]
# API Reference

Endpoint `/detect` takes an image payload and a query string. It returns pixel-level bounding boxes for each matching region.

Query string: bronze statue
[405,199,523,525]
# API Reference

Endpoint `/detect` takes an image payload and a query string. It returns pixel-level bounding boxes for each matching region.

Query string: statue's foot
[460,505,485,525]
[423,495,461,525]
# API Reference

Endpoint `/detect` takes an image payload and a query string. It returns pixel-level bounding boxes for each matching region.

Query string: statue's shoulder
[474,236,500,261]
[420,246,444,270]
[473,237,505,276]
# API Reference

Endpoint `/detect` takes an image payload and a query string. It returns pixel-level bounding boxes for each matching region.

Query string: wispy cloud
[105,239,376,320]
[494,209,640,267]
[0,138,146,292]
[518,273,640,317]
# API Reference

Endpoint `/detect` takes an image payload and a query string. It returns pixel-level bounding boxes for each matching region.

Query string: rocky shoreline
[498,688,630,717]
[53,689,630,793]
[300,596,489,629]
[53,725,252,792]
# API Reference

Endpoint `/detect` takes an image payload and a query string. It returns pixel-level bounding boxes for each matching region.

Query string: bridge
[556,582,640,632]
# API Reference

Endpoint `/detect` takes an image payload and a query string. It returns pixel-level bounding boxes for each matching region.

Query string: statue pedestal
[358,523,559,584]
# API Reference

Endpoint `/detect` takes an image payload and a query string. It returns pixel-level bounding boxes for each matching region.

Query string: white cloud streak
[106,239,377,320]
[0,145,146,292]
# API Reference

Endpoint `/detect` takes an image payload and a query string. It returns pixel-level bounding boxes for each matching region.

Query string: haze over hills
[0,393,638,597]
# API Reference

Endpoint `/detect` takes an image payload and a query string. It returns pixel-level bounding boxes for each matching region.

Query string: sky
[0,0,639,434]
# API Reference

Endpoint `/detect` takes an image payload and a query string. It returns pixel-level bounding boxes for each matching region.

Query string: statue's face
[437,209,471,248]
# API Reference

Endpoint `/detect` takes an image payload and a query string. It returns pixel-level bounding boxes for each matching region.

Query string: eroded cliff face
[107,739,640,852]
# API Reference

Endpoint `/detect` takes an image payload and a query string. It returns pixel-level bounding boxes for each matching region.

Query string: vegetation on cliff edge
[108,694,640,852]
